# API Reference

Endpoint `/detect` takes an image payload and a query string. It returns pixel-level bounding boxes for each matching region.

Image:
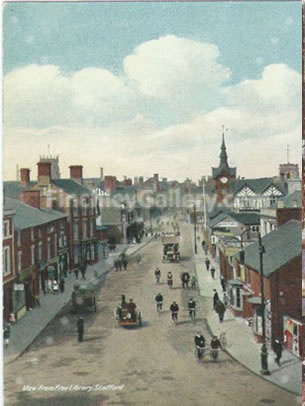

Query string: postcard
[2,1,302,405]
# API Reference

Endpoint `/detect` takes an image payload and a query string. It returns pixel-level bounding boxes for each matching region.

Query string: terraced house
[3,195,68,322]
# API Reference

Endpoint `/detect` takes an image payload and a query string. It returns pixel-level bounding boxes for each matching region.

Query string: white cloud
[3,37,301,181]
[123,35,231,102]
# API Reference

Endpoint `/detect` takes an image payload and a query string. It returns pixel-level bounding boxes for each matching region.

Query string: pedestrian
[201,240,206,250]
[223,292,229,307]
[122,258,128,270]
[76,316,84,342]
[183,271,190,289]
[205,257,210,271]
[59,278,65,293]
[215,300,226,322]
[114,260,119,272]
[210,266,216,280]
[3,324,11,348]
[94,270,98,279]
[52,280,59,294]
[74,269,79,280]
[213,289,219,310]
[118,260,122,271]
[191,275,197,290]
[273,339,283,366]
[220,276,226,292]
[80,263,87,280]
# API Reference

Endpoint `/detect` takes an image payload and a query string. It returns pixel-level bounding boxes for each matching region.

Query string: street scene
[3,218,300,406]
[3,2,302,406]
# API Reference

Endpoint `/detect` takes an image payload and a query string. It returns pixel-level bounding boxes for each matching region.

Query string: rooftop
[5,197,67,230]
[234,220,301,276]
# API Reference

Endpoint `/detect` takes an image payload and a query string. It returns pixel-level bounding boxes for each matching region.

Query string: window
[73,200,78,217]
[3,221,10,238]
[47,238,51,259]
[236,287,241,308]
[17,230,21,246]
[47,225,54,234]
[82,199,88,216]
[38,242,43,262]
[17,251,22,272]
[31,228,34,241]
[3,247,10,276]
[83,221,87,239]
[74,247,79,265]
[31,245,35,265]
[54,235,57,256]
[73,223,79,241]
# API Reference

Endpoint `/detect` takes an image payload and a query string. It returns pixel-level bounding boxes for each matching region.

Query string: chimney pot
[69,165,83,184]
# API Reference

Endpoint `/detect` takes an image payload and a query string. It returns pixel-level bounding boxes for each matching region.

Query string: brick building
[3,196,68,321]
[232,220,301,357]
[4,162,99,272]
[3,199,16,322]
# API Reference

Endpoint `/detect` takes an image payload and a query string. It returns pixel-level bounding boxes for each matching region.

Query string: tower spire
[219,125,228,166]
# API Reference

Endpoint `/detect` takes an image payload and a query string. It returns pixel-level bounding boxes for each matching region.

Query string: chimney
[70,165,83,184]
[139,176,144,185]
[37,162,51,186]
[104,176,117,193]
[20,168,31,185]
[22,190,41,209]
[100,167,104,181]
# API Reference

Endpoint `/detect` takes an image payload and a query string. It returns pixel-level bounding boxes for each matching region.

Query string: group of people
[116,295,137,321]
[46,278,65,294]
[114,257,128,271]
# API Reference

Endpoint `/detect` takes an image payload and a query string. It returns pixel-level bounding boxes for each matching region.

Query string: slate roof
[230,178,285,196]
[233,220,301,276]
[4,181,36,199]
[208,211,260,228]
[279,191,302,208]
[52,179,92,196]
[5,197,67,230]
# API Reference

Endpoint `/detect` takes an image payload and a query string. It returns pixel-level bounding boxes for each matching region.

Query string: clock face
[220,176,228,184]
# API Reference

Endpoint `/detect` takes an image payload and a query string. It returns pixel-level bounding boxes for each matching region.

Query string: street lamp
[193,203,198,254]
[239,230,270,376]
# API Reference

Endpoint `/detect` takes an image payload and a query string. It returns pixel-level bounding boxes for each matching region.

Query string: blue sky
[4,2,301,79]
[3,2,302,181]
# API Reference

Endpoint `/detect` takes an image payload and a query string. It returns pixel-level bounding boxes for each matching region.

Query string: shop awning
[228,279,243,286]
[248,296,262,305]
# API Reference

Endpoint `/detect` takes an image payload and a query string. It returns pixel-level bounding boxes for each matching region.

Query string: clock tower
[211,131,237,203]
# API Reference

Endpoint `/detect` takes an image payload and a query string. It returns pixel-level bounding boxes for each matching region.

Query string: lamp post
[239,230,270,376]
[193,204,198,254]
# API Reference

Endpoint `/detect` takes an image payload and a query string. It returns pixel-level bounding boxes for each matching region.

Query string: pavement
[3,235,153,365]
[191,223,302,396]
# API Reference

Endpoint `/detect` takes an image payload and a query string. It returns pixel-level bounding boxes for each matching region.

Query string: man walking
[273,338,283,366]
[205,257,210,271]
[213,289,219,310]
[183,272,190,289]
[76,316,84,343]
[210,266,216,280]
[220,276,226,292]
[59,278,65,293]
[215,300,226,322]
[74,269,79,280]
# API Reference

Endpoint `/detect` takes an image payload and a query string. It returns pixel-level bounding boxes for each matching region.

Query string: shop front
[283,316,302,358]
[13,282,26,321]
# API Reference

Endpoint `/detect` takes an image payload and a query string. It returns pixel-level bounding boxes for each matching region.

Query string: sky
[3,1,302,182]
